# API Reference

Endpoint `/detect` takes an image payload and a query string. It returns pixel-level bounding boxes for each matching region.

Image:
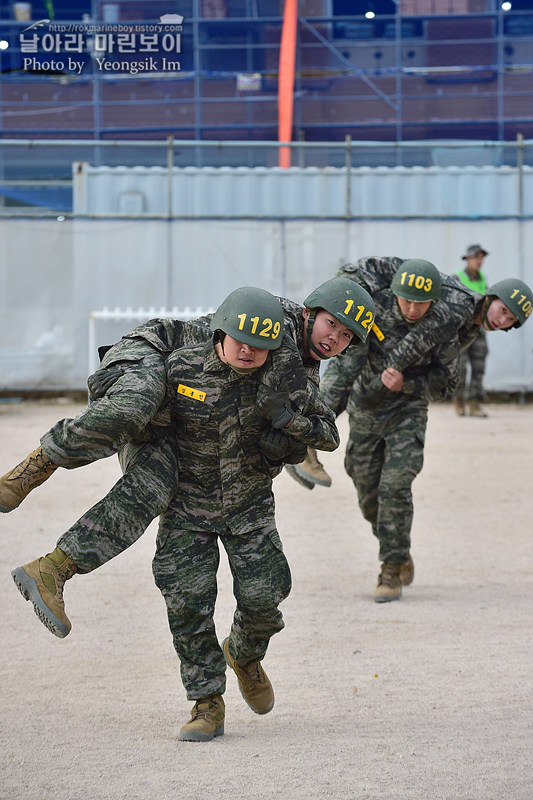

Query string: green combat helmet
[391,259,441,302]
[210,286,284,350]
[486,278,533,328]
[303,277,376,359]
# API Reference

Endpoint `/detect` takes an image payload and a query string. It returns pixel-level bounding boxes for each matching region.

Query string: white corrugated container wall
[73,163,533,218]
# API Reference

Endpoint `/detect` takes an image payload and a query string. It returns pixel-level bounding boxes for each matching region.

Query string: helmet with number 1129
[210,287,284,349]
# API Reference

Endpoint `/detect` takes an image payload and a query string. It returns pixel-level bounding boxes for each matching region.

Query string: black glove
[283,439,308,465]
[256,380,295,429]
[258,428,294,464]
[87,365,126,400]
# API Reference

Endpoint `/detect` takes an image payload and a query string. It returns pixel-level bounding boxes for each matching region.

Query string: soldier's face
[483,299,517,331]
[303,308,354,360]
[217,335,269,369]
[396,297,433,323]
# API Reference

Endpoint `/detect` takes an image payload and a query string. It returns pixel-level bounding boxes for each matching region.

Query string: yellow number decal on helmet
[237,312,282,340]
[510,289,532,319]
[399,271,433,294]
[342,300,375,329]
[391,260,441,302]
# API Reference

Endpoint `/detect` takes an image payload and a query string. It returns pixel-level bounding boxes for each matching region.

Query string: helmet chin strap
[214,330,225,353]
[306,310,329,360]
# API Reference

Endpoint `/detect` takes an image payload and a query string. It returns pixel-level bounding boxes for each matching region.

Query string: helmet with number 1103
[209,286,284,350]
[391,259,441,303]
[486,278,533,328]
[303,277,376,344]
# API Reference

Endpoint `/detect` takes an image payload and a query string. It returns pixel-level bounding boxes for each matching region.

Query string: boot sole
[11,567,70,638]
[222,637,274,715]
[293,464,332,487]
[0,502,18,513]
[179,724,224,742]
[374,593,402,603]
[240,694,274,715]
[284,465,315,491]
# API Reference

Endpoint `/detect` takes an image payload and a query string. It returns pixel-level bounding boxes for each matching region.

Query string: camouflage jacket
[337,257,484,362]
[321,272,460,418]
[163,337,338,535]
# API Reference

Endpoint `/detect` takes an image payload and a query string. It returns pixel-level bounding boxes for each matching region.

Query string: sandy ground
[1,398,532,800]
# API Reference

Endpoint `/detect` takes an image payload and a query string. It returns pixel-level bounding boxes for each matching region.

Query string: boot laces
[241,661,263,688]
[379,564,400,587]
[191,697,217,721]
[51,561,77,600]
[10,451,52,487]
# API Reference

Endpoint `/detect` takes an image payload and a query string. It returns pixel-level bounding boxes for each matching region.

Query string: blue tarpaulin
[0,183,72,210]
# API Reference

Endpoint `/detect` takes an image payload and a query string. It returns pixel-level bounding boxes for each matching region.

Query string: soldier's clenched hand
[381,367,404,392]
[87,365,126,400]
[283,439,307,465]
[258,428,294,463]
[256,381,295,428]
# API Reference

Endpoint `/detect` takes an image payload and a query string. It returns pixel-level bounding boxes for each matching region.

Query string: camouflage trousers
[41,344,167,467]
[454,330,488,402]
[152,516,292,700]
[344,403,428,565]
[58,436,177,573]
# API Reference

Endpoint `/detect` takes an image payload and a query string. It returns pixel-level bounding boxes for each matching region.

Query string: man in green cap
[453,243,490,417]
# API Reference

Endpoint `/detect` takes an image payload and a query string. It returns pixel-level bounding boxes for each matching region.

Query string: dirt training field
[1,399,532,800]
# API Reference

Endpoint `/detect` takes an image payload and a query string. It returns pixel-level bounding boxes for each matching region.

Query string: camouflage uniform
[56,324,337,697]
[454,330,488,402]
[322,257,462,565]
[73,334,334,701]
[42,319,214,574]
[40,317,213,467]
[337,257,484,357]
[41,301,318,468]
[453,269,488,403]
[57,433,179,573]
[33,298,319,573]
[56,325,334,577]
[153,338,332,699]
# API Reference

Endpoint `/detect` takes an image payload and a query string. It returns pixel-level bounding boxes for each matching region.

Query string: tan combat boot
[453,398,465,417]
[374,563,402,603]
[222,637,274,714]
[11,547,77,638]
[399,553,414,586]
[179,695,225,742]
[468,399,488,418]
[0,446,58,512]
[293,447,332,487]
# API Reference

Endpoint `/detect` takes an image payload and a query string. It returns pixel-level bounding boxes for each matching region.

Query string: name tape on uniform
[177,384,206,402]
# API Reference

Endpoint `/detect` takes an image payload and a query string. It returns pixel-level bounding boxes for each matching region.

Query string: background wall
[1,215,532,392]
